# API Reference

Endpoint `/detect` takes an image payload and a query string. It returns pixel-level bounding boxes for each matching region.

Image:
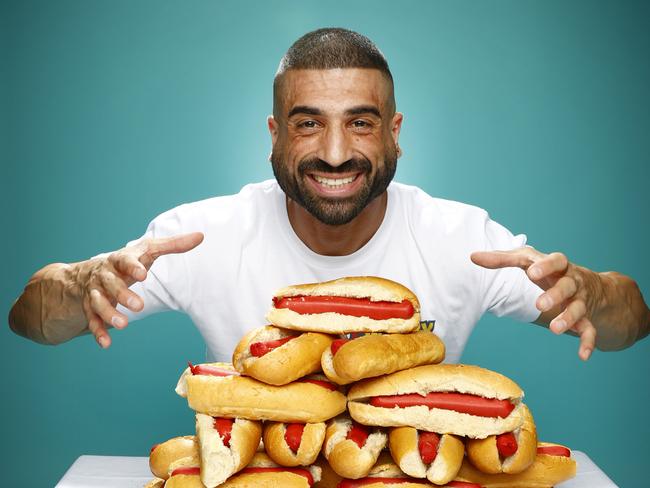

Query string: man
[8,28,649,363]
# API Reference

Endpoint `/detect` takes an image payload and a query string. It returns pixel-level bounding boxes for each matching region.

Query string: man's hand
[9,232,204,348]
[471,246,631,361]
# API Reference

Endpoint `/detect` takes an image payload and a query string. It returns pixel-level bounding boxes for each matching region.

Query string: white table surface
[55,451,618,487]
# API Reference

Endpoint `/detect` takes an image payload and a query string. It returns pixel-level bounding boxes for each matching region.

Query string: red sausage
[418,431,440,464]
[347,422,369,449]
[285,423,305,453]
[273,296,414,320]
[496,432,518,458]
[170,466,201,476]
[446,482,484,488]
[213,418,234,447]
[537,445,571,457]
[249,336,296,357]
[188,362,239,377]
[369,392,515,418]
[240,467,314,486]
[299,378,338,391]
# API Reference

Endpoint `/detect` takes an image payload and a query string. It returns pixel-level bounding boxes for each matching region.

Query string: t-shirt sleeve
[113,208,192,322]
[479,217,543,323]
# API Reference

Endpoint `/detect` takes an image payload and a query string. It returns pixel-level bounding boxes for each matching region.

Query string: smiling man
[8,28,649,363]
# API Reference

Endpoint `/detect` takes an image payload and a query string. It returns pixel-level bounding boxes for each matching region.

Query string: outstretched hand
[83,232,204,348]
[471,246,600,361]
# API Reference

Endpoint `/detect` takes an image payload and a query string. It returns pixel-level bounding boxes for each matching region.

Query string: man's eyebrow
[345,105,381,117]
[288,106,322,118]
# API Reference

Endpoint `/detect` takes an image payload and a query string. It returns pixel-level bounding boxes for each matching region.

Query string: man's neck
[286,192,388,256]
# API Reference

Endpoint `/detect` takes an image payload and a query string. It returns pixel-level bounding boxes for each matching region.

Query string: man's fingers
[89,289,128,330]
[470,247,539,271]
[549,298,587,334]
[526,252,569,282]
[572,317,596,361]
[537,276,578,313]
[147,232,204,260]
[83,298,111,349]
[109,253,147,282]
[98,270,143,312]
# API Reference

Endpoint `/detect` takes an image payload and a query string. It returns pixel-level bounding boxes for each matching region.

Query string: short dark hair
[273,28,395,115]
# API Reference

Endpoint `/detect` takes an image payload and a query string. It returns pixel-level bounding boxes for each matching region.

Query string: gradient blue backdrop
[2,1,649,487]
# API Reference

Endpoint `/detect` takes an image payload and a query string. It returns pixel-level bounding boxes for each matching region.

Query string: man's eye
[352,120,371,129]
[299,120,318,129]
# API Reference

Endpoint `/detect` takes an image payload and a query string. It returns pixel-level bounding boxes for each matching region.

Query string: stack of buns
[145,276,577,488]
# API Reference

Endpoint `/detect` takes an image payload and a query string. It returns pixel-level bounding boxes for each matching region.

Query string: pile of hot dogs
[146,276,577,487]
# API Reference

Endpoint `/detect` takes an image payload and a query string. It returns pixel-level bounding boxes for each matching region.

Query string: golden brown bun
[144,479,165,488]
[321,331,445,385]
[232,326,334,385]
[323,415,387,479]
[339,452,436,487]
[178,363,347,422]
[263,422,326,466]
[267,276,421,334]
[195,414,262,487]
[312,456,343,488]
[149,436,198,479]
[454,442,577,487]
[388,427,463,485]
[348,364,524,438]
[164,473,204,488]
[466,404,537,474]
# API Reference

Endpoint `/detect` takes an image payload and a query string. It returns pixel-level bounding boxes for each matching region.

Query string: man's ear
[267,115,279,146]
[391,112,404,157]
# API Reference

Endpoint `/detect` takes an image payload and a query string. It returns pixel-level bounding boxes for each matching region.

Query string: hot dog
[347,364,525,439]
[263,421,326,466]
[336,452,438,487]
[388,427,464,485]
[233,325,334,385]
[453,442,576,487]
[163,451,322,488]
[266,276,421,334]
[312,455,344,488]
[149,435,198,480]
[465,404,537,474]
[321,331,445,385]
[175,362,347,422]
[322,415,387,479]
[195,413,262,487]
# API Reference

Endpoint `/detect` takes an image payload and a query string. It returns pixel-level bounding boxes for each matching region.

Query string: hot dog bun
[454,442,576,487]
[195,414,262,487]
[176,363,346,422]
[267,276,421,334]
[465,404,537,474]
[232,325,334,385]
[263,421,326,467]
[347,364,525,438]
[312,455,343,488]
[388,427,464,485]
[323,415,387,479]
[149,435,198,479]
[321,331,445,385]
[336,452,437,487]
[144,479,165,488]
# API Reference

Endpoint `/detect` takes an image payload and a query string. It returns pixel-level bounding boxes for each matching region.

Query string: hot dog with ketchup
[266,277,421,334]
[263,421,326,467]
[322,415,387,479]
[149,435,198,480]
[347,364,526,439]
[465,404,537,474]
[388,427,464,485]
[321,331,445,385]
[175,362,346,423]
[453,441,576,487]
[195,413,262,487]
[233,325,334,385]
[335,452,438,488]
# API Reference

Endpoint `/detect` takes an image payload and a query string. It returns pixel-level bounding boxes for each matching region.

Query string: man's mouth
[306,172,364,198]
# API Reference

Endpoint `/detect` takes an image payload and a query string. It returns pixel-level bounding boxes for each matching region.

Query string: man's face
[269,68,403,226]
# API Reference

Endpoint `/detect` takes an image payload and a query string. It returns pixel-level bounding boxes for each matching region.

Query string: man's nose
[319,126,353,167]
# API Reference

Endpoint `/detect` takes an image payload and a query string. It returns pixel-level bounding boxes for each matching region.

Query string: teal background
[2,1,649,486]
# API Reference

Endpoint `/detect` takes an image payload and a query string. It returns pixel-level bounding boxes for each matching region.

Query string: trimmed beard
[271,149,397,226]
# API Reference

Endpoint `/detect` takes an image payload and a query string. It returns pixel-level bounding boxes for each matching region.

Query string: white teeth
[313,175,356,188]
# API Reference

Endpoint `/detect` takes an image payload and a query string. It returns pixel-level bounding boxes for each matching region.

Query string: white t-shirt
[122,180,542,363]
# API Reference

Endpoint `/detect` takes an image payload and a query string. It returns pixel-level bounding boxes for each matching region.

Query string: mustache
[298,156,372,175]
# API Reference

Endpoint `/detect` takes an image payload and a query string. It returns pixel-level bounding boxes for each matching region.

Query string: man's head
[269,28,402,226]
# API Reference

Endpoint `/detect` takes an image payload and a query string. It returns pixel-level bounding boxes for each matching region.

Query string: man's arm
[8,232,204,348]
[471,247,650,360]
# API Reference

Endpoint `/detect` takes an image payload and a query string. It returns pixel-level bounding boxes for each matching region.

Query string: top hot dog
[266,276,421,334]
[347,364,526,439]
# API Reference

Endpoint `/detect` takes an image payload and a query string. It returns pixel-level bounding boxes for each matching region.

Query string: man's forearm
[9,262,90,345]
[593,271,650,351]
